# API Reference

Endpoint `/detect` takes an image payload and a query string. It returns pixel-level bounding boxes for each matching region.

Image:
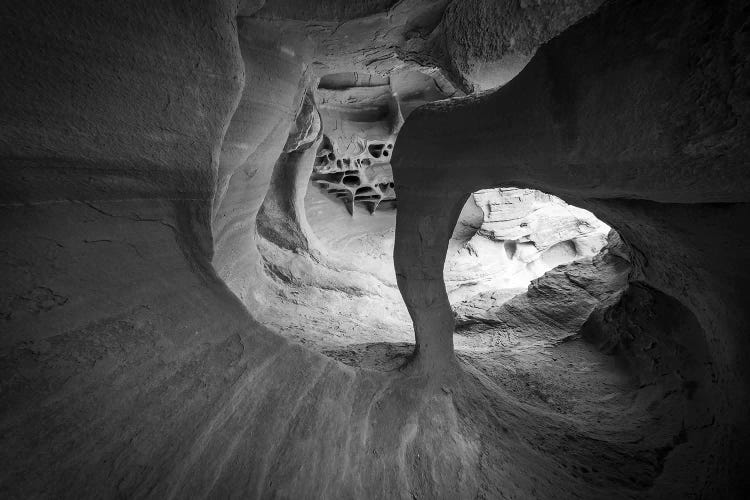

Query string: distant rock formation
[445,187,611,302]
[453,229,630,334]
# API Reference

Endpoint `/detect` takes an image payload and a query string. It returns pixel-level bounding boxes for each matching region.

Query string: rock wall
[0,2,481,498]
[211,18,311,306]
[257,92,323,255]
[439,0,605,90]
[453,230,630,334]
[393,0,750,494]
[308,70,447,216]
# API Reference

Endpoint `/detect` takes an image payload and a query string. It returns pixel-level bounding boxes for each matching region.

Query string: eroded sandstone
[2,0,749,497]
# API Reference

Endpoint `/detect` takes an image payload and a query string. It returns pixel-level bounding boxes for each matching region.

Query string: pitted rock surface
[311,136,396,215]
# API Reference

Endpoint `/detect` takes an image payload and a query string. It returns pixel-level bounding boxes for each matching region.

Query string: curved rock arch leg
[394,186,471,373]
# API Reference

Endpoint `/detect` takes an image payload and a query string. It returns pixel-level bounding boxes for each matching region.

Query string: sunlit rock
[445,187,610,303]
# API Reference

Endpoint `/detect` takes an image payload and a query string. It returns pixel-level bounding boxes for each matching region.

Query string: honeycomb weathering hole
[310,134,396,218]
[342,175,360,187]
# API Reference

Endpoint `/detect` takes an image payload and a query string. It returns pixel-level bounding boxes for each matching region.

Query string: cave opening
[259,169,710,488]
[445,187,615,312]
[261,166,634,378]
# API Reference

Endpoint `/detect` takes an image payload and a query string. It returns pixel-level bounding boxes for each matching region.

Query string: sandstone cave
[1,0,749,498]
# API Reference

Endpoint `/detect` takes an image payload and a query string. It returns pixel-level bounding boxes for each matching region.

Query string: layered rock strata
[445,187,610,303]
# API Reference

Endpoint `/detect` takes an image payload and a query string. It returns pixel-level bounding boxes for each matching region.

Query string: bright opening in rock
[255,68,638,377]
[447,187,615,320]
[260,144,634,373]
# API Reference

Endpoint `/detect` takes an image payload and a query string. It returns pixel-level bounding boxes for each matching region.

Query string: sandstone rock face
[211,17,312,309]
[453,230,629,332]
[439,0,605,90]
[311,160,397,215]
[247,0,462,92]
[309,119,398,215]
[473,188,608,254]
[2,0,750,498]
[0,3,483,498]
[309,71,399,215]
[393,0,750,495]
[445,187,610,303]
[257,92,323,254]
[308,70,450,215]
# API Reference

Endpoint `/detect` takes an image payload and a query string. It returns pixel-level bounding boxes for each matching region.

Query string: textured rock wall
[393,0,750,494]
[1,0,243,347]
[310,72,401,216]
[308,68,453,217]
[257,92,323,254]
[472,188,608,252]
[439,0,605,89]
[211,18,312,306]
[0,2,482,497]
[445,187,610,300]
[453,230,631,335]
